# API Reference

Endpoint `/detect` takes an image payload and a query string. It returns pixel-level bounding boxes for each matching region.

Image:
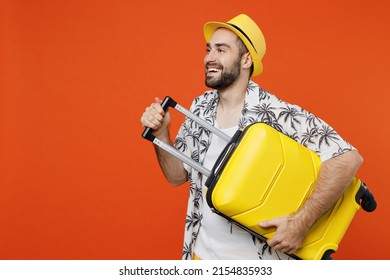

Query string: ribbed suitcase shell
[206,123,362,260]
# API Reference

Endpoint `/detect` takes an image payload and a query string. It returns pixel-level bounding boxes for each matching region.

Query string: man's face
[204,28,243,90]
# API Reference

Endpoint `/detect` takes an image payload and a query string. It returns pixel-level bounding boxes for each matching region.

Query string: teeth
[208,68,219,72]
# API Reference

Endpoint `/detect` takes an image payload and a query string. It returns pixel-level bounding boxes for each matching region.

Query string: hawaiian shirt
[174,80,355,260]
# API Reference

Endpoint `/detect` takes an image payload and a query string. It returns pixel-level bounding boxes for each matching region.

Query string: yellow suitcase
[142,96,377,260]
[205,122,376,259]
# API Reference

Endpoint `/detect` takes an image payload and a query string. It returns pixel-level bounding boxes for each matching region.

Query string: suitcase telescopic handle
[142,96,231,143]
[141,96,231,177]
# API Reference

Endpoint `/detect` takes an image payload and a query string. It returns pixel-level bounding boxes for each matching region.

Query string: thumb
[154,97,169,116]
[259,218,281,229]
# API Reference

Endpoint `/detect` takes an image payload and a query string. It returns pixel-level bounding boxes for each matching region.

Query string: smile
[206,66,222,76]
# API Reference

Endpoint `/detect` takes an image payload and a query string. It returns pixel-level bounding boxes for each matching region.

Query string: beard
[205,57,241,90]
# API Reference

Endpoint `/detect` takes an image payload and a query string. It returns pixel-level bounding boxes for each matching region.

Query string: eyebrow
[206,43,232,49]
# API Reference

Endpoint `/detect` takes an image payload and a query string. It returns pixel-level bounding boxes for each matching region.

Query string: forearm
[293,149,363,230]
[153,131,188,187]
[261,149,364,253]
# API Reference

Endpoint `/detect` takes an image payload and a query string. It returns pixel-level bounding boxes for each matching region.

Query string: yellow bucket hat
[204,14,266,77]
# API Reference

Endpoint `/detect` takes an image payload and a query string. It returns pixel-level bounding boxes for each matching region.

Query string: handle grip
[141,96,177,142]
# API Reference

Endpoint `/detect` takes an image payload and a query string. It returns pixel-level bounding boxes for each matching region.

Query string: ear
[241,52,253,70]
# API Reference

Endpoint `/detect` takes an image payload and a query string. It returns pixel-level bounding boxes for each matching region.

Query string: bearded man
[140,14,362,260]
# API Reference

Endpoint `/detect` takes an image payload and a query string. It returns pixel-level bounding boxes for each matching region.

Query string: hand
[140,97,171,138]
[259,215,309,254]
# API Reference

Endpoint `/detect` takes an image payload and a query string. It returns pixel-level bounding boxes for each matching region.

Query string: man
[140,14,363,260]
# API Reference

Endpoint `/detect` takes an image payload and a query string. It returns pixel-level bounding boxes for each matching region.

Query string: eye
[218,48,225,53]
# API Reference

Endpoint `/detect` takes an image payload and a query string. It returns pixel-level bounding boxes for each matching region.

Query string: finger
[147,113,164,128]
[146,105,164,122]
[280,243,296,254]
[141,111,163,129]
[259,218,280,229]
[268,238,289,253]
[269,237,297,254]
[259,220,271,228]
[151,101,166,116]
[286,246,298,255]
[154,97,166,115]
[266,235,280,248]
[140,116,157,130]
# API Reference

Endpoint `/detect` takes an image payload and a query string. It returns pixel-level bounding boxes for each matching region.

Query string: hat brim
[204,22,262,77]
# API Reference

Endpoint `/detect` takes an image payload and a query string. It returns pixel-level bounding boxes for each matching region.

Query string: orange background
[0,0,389,260]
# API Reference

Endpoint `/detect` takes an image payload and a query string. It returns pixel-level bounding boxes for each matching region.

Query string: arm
[141,97,188,186]
[259,149,363,254]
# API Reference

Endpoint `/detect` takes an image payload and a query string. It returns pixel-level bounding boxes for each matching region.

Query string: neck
[218,76,249,109]
[215,77,250,128]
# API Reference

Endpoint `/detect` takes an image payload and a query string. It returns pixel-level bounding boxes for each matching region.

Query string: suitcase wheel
[321,250,334,260]
[356,182,377,212]
[361,189,377,212]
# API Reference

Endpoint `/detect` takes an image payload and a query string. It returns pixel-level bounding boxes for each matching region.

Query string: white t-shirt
[193,123,261,260]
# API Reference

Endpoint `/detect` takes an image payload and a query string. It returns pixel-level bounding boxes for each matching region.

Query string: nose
[204,49,217,64]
